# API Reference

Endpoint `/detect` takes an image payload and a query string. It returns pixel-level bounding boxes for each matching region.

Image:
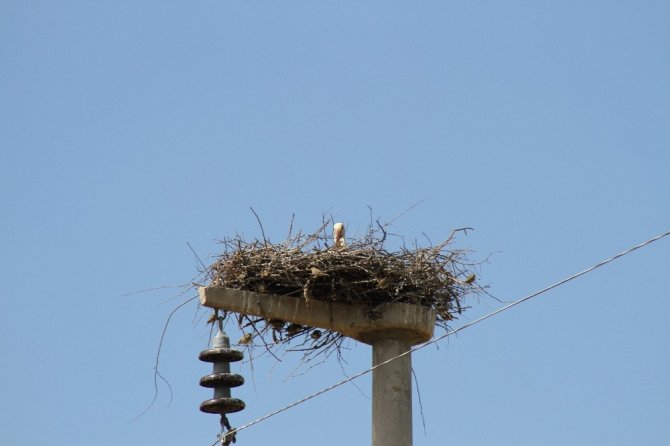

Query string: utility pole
[199,287,436,446]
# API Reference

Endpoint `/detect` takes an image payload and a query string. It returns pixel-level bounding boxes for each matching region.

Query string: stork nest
[203,220,484,365]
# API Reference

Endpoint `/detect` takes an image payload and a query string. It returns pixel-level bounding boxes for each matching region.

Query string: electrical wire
[210,230,670,445]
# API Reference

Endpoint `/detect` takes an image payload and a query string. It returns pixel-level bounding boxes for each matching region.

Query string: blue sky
[1,2,669,445]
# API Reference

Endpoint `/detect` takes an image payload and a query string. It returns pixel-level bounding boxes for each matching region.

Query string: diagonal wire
[210,230,670,445]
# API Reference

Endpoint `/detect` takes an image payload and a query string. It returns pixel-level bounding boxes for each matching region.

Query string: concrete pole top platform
[199,287,437,345]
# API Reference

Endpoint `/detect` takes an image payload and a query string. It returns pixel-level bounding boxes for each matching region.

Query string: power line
[211,230,670,445]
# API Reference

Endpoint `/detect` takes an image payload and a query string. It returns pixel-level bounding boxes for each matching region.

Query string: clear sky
[1,2,669,445]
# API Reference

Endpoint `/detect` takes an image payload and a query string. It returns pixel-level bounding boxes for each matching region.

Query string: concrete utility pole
[199,287,436,446]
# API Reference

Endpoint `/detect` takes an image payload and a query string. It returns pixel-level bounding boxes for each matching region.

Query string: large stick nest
[205,219,485,366]
[211,233,472,320]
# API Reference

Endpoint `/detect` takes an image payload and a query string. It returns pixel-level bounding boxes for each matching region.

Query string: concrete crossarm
[199,287,437,345]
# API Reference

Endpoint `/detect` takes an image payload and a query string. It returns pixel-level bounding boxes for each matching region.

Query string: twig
[383,198,429,227]
[186,241,212,281]
[286,213,295,241]
[250,207,268,246]
[130,295,197,422]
